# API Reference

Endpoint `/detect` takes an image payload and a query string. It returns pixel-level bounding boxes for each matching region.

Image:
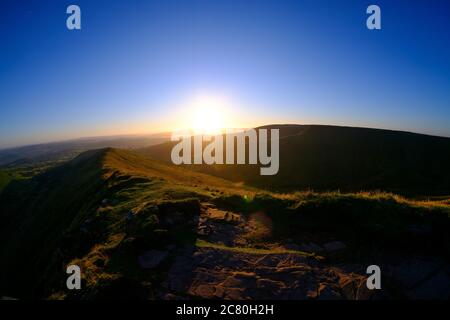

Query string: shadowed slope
[139,125,450,195]
[0,148,252,298]
[0,147,448,300]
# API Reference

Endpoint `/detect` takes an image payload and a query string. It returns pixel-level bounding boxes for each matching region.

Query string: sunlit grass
[270,190,450,211]
[4,148,448,300]
[195,239,319,258]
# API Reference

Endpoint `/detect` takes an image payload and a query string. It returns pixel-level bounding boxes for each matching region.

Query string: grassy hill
[0,148,252,298]
[0,170,12,193]
[139,125,450,195]
[0,133,170,167]
[0,147,449,299]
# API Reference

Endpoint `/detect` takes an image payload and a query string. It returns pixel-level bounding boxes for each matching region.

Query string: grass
[275,190,450,210]
[246,191,450,257]
[1,147,449,299]
[139,124,450,195]
[0,170,12,193]
[195,239,318,258]
[0,148,249,298]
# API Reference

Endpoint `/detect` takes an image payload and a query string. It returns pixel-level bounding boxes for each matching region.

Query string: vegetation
[246,191,450,255]
[196,239,318,258]
[0,146,448,299]
[0,148,253,298]
[139,125,450,195]
[0,170,12,193]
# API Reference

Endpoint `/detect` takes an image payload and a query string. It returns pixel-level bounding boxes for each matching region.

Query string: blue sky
[0,0,449,148]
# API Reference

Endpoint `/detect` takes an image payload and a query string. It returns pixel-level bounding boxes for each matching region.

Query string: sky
[0,0,449,148]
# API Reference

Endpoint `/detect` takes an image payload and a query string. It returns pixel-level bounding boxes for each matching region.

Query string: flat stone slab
[138,250,169,269]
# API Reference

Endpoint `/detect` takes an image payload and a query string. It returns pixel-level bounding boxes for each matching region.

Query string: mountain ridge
[0,147,254,298]
[0,147,449,299]
[139,124,450,195]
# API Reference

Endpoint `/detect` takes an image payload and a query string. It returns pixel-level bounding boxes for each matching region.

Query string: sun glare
[186,94,232,135]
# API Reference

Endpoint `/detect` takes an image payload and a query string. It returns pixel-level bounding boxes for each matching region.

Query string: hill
[0,133,170,167]
[138,124,450,195]
[0,147,449,299]
[0,170,14,193]
[0,148,252,298]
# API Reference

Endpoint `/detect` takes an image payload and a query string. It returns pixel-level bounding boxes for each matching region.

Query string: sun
[186,94,232,135]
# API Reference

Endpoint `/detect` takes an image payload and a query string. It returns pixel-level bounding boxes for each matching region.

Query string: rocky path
[162,246,371,300]
[159,203,372,300]
[139,203,450,299]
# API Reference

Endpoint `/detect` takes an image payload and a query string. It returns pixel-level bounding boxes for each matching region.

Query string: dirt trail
[160,203,371,300]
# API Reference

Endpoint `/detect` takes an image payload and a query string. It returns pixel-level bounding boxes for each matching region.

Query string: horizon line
[1,123,449,152]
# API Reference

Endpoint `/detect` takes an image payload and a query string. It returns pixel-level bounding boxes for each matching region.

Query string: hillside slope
[0,148,251,298]
[139,125,450,195]
[0,133,170,167]
[0,147,449,299]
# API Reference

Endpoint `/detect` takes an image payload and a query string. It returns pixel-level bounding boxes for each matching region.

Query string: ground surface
[0,148,449,300]
[149,204,449,300]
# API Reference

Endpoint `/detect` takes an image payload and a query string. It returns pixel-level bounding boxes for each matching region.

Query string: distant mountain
[138,124,450,195]
[0,133,171,167]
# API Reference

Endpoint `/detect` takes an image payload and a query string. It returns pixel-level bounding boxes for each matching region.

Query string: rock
[306,289,318,299]
[197,225,210,236]
[356,278,373,300]
[285,243,301,250]
[221,273,256,288]
[192,284,216,298]
[317,283,342,300]
[299,242,324,253]
[224,288,245,300]
[254,266,276,276]
[163,293,181,300]
[389,257,441,289]
[234,271,257,278]
[338,275,356,299]
[323,241,347,252]
[255,255,282,268]
[409,270,450,299]
[256,278,284,291]
[214,285,226,298]
[276,266,309,274]
[138,250,168,269]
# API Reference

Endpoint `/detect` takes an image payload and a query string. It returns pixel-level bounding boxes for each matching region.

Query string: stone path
[148,203,450,299]
[159,203,371,300]
[162,246,371,300]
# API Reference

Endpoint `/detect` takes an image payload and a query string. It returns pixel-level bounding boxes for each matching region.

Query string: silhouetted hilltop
[139,124,450,195]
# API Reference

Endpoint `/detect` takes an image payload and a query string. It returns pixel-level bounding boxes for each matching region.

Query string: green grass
[196,239,318,258]
[0,147,449,300]
[246,191,450,256]
[0,148,252,299]
[139,124,450,195]
[0,170,12,193]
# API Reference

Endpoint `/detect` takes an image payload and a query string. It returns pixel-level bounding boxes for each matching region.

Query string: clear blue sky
[1,0,449,148]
